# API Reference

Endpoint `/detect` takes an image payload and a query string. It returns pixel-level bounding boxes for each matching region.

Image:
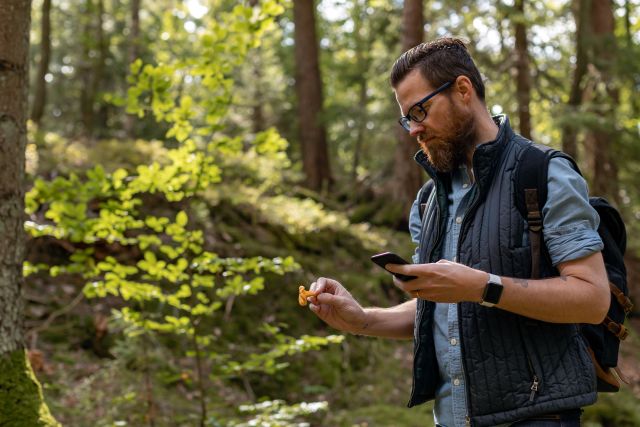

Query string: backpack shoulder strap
[418,179,435,220]
[514,144,579,278]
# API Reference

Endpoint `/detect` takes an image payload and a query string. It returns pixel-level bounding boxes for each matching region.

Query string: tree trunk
[92,0,109,135]
[30,0,52,125]
[389,0,424,222]
[351,0,369,184]
[561,0,589,160]
[80,0,94,137]
[293,0,333,192]
[124,0,141,138]
[251,55,265,134]
[587,0,619,202]
[0,1,59,424]
[513,0,532,140]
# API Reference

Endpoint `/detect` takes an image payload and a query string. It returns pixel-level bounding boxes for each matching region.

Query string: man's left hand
[386,259,487,303]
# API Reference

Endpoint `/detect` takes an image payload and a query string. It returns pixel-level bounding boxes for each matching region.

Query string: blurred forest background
[1,0,640,425]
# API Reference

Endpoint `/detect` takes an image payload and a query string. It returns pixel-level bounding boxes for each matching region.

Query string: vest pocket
[518,320,544,402]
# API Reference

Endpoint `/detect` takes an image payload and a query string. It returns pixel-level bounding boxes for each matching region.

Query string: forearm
[496,273,609,324]
[356,299,416,339]
[389,252,609,324]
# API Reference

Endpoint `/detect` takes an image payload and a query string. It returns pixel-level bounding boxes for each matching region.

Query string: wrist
[471,271,490,303]
[479,273,504,307]
[354,310,372,335]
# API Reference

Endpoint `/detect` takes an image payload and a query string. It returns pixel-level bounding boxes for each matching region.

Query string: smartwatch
[479,273,503,307]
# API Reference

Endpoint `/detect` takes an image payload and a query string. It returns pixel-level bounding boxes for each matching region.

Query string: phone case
[370,252,417,281]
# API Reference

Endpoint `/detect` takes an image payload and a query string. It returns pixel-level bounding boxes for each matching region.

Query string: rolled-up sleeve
[542,157,604,266]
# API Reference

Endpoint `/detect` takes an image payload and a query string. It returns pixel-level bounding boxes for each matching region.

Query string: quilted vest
[408,116,597,426]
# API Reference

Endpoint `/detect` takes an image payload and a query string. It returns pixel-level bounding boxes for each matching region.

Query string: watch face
[483,281,504,304]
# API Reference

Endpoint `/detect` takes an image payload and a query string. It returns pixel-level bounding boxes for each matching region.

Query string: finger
[316,292,339,305]
[385,263,419,275]
[315,277,331,294]
[307,281,319,304]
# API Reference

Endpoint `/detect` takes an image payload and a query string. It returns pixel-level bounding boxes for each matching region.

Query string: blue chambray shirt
[408,157,604,427]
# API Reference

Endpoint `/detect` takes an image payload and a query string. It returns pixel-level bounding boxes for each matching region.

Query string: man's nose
[409,121,426,138]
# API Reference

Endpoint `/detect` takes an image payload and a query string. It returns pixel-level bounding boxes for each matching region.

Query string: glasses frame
[398,80,454,132]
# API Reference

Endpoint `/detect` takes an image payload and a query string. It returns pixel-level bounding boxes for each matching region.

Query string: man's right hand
[307,277,368,334]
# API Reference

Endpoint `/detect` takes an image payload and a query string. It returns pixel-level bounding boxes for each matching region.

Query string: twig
[28,289,85,349]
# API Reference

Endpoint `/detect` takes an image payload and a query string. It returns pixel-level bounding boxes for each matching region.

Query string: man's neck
[465,111,500,173]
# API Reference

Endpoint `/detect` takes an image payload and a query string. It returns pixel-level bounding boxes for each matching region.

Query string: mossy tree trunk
[0,0,59,424]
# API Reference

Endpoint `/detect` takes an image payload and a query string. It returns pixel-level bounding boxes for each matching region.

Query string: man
[306,38,610,426]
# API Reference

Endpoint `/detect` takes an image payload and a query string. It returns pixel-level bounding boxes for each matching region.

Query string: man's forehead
[395,70,435,110]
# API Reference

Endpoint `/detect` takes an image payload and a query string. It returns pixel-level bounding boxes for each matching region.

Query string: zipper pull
[529,375,539,402]
[465,415,471,426]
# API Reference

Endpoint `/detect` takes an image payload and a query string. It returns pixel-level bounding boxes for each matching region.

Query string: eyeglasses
[398,81,454,132]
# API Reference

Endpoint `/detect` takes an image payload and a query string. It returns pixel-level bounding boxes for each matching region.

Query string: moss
[583,387,640,426]
[324,402,435,427]
[0,349,60,426]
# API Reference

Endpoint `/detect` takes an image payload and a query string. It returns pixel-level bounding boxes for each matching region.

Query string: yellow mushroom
[298,285,319,306]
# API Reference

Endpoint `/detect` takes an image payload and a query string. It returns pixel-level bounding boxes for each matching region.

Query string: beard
[418,104,477,173]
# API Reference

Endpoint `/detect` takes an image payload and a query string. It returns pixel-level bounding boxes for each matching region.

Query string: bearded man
[305,38,609,427]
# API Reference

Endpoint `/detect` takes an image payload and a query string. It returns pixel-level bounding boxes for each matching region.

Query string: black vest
[409,116,596,426]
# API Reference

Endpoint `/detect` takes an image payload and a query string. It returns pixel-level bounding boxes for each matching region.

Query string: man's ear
[454,76,474,104]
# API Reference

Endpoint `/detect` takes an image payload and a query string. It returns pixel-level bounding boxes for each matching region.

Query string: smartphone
[370,252,417,281]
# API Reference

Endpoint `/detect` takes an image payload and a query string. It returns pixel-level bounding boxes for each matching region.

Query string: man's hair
[390,37,485,102]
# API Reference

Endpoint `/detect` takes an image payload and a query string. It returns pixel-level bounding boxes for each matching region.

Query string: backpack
[416,143,633,392]
[515,144,632,392]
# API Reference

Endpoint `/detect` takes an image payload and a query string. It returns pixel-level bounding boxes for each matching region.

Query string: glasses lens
[409,105,426,122]
[399,117,411,131]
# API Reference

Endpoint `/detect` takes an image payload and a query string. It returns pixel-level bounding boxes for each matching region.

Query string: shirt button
[455,216,462,224]
[453,378,461,386]
[450,338,457,346]
[462,183,469,189]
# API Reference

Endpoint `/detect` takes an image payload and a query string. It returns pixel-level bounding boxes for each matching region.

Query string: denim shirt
[408,157,604,427]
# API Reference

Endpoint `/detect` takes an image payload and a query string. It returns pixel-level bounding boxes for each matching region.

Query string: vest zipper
[530,375,540,402]
[457,185,480,426]
[409,186,441,405]
[458,302,473,426]
[521,327,541,402]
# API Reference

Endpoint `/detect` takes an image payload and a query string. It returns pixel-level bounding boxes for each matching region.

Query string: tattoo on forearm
[514,278,529,288]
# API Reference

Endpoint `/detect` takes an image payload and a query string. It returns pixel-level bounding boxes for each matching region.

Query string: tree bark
[92,0,109,134]
[124,0,141,138]
[561,0,589,160]
[0,0,59,424]
[389,0,424,221]
[513,0,532,140]
[30,0,52,125]
[587,0,619,202]
[351,0,370,184]
[80,0,94,137]
[293,0,333,192]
